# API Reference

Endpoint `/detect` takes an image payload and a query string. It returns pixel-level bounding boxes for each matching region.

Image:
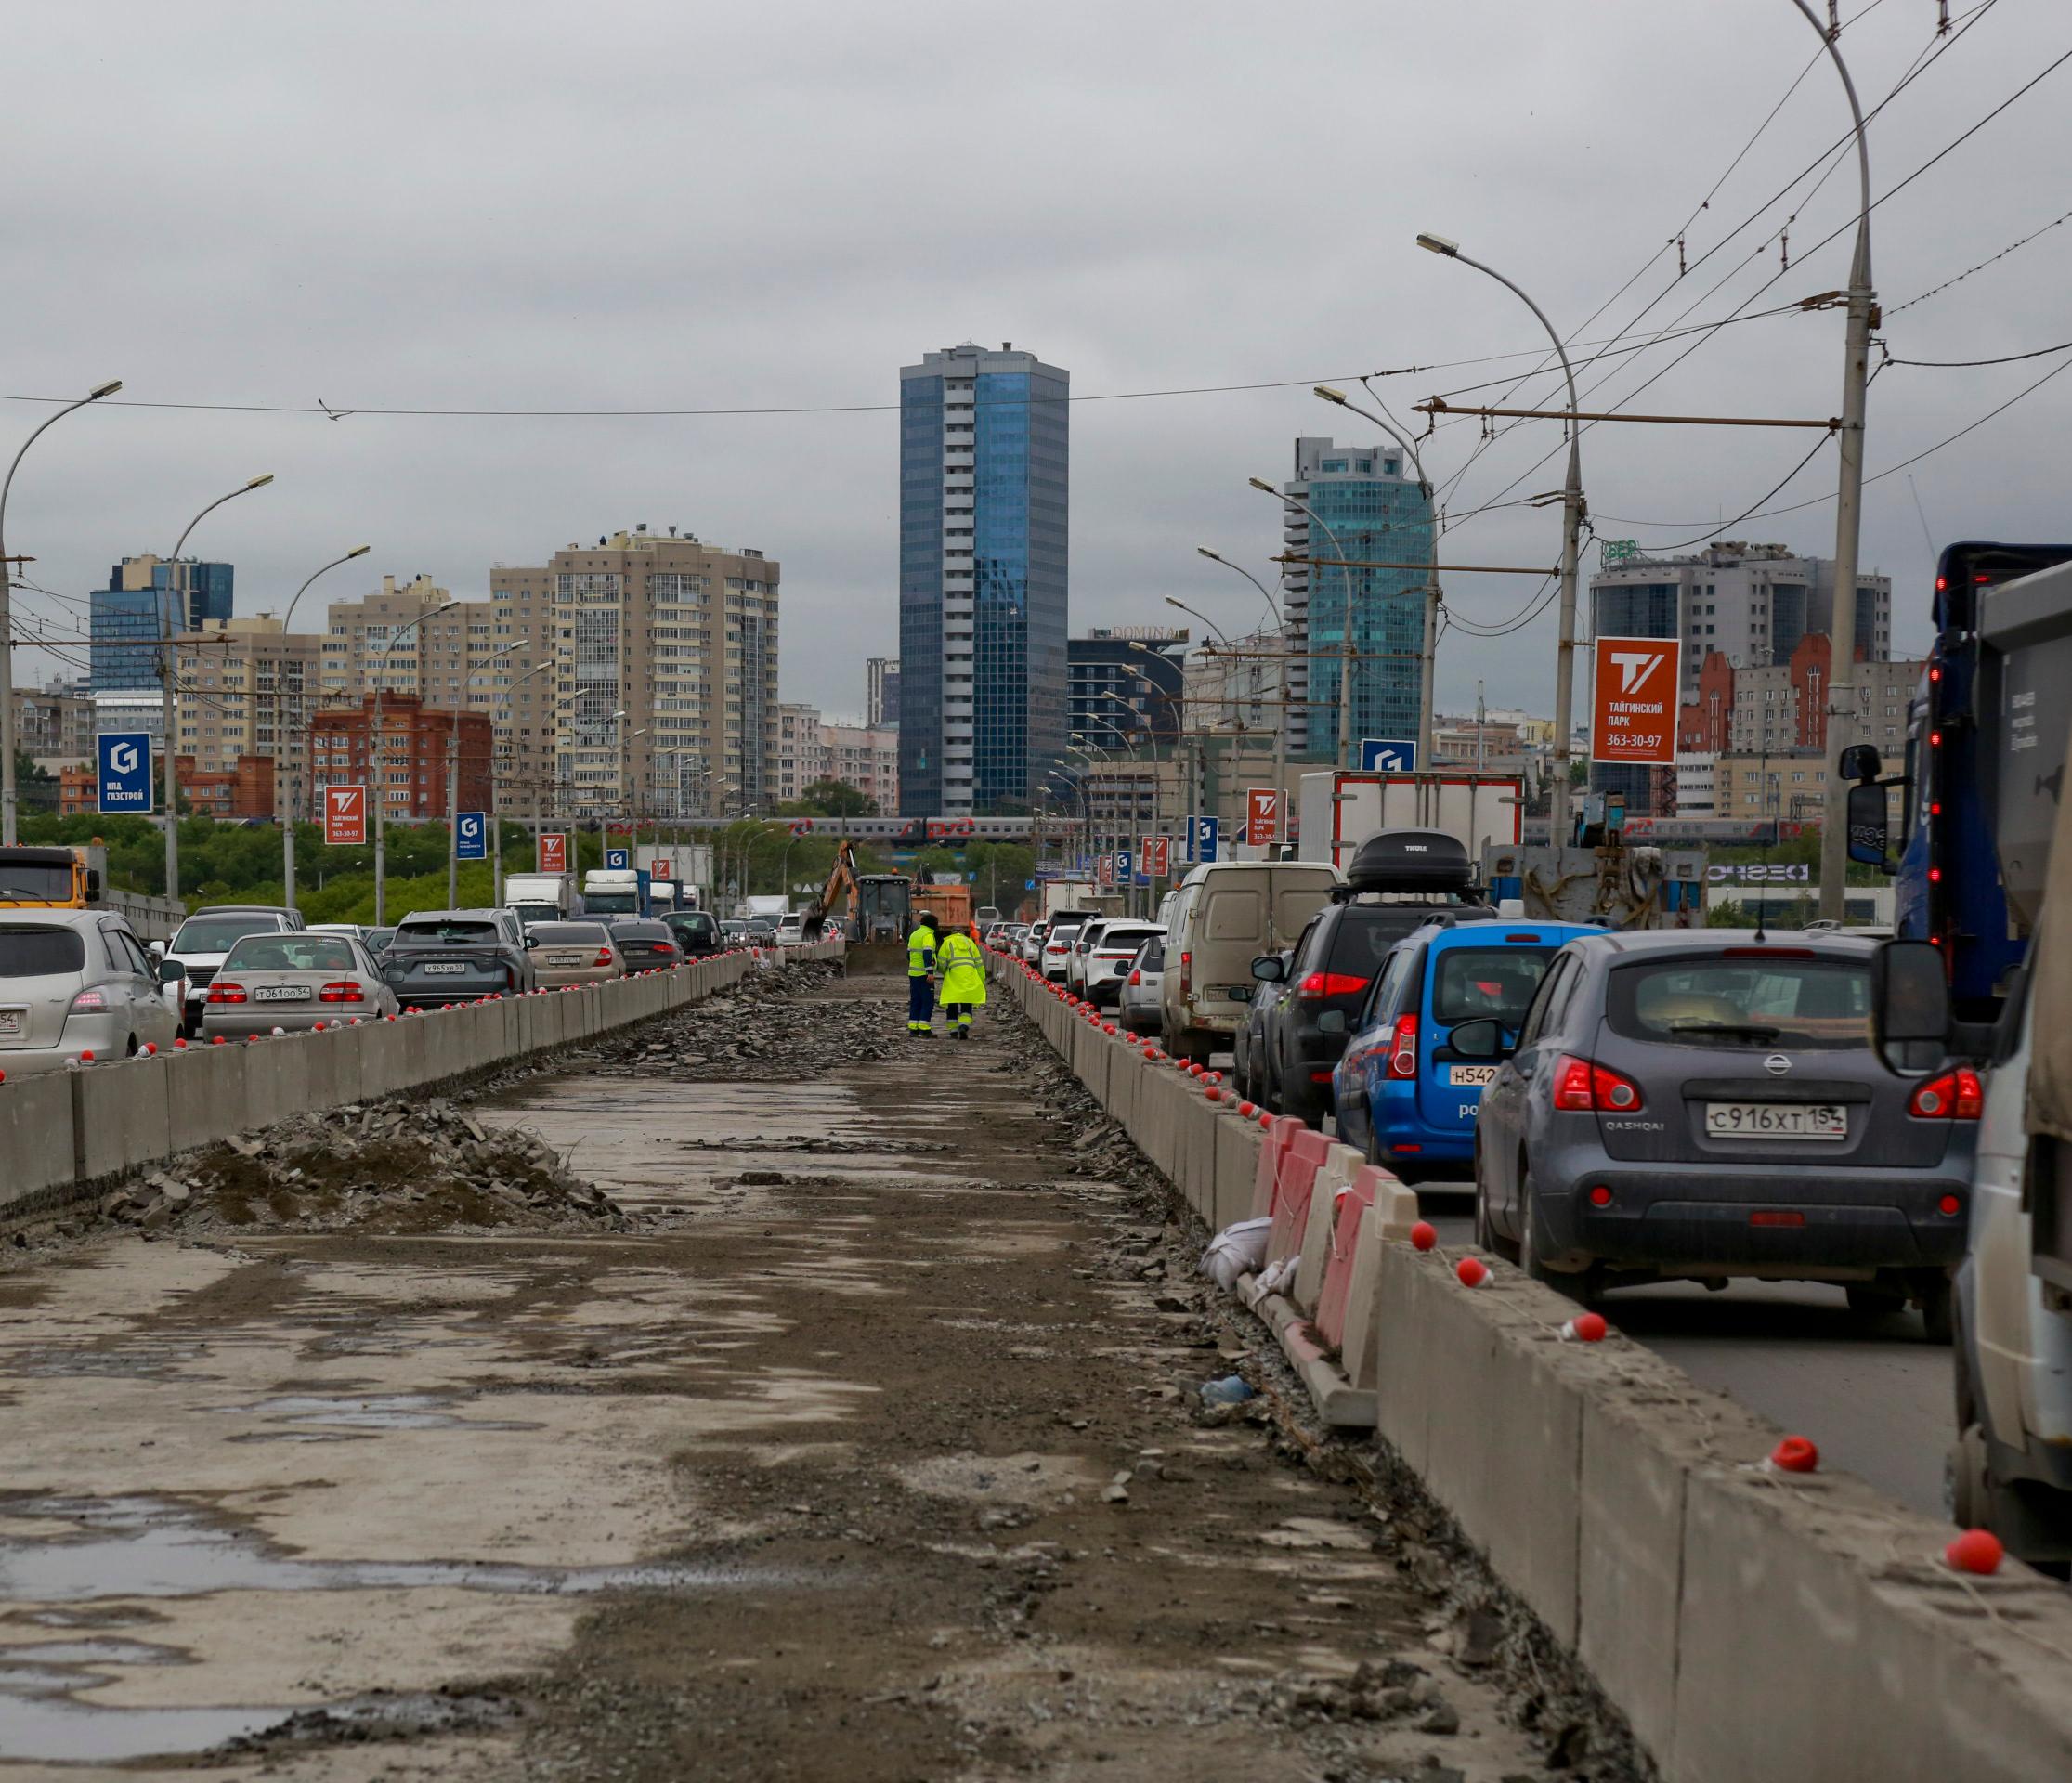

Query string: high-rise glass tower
[1279,438,1432,760]
[90,555,233,693]
[899,344,1068,814]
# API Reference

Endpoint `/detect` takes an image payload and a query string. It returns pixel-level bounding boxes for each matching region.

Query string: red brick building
[1677,649,1737,754]
[306,694,493,822]
[59,752,274,820]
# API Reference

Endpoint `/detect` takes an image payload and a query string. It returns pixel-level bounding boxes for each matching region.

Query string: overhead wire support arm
[1412,397,1841,430]
[1272,553,1556,576]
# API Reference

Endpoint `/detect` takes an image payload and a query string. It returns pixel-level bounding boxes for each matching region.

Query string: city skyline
[1,5,2061,736]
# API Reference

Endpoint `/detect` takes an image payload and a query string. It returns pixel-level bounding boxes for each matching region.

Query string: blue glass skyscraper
[899,344,1067,814]
[1280,437,1432,761]
[89,555,233,693]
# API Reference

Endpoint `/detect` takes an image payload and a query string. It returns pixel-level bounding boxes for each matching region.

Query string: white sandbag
[1199,1216,1271,1290]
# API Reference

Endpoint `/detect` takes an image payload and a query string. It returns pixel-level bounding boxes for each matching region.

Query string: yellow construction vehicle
[0,844,102,909]
[804,840,915,972]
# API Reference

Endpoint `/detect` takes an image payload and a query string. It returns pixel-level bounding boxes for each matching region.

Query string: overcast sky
[3,0,2065,722]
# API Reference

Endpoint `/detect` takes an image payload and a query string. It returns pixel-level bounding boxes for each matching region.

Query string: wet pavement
[0,968,1594,1780]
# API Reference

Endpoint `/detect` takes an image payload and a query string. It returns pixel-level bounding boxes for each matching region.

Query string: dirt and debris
[0,962,1647,1781]
[84,1098,630,1238]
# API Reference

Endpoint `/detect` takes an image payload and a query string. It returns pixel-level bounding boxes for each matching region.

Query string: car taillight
[1388,1014,1418,1079]
[1909,1067,1983,1120]
[593,949,614,967]
[1127,970,1141,986]
[1179,950,1192,994]
[1298,971,1371,999]
[656,942,678,956]
[1553,1055,1643,1112]
[318,982,365,1003]
[203,983,246,1006]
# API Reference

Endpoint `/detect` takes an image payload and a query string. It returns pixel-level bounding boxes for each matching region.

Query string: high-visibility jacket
[906,924,938,978]
[936,930,987,1007]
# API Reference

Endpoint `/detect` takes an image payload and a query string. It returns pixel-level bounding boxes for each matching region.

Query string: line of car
[0,897,737,1071]
[996,834,1966,1340]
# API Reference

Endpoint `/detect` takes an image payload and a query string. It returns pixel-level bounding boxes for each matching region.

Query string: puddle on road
[0,1495,802,1604]
[0,1681,513,1764]
[221,1392,542,1439]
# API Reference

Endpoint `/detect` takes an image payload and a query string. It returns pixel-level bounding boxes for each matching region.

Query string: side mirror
[522,933,539,949]
[1846,781,1890,869]
[1316,1009,1348,1035]
[1448,1017,1509,1062]
[1839,741,1883,783]
[147,940,165,958]
[1870,938,1949,1074]
[85,869,102,900]
[158,958,185,985]
[1251,955,1285,983]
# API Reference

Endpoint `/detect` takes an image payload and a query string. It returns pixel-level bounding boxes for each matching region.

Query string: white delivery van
[1158,859,1341,1064]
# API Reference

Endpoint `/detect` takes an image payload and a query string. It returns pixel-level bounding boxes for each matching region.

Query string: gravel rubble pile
[91,1098,631,1238]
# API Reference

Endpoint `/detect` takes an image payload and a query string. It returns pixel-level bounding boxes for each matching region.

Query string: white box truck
[502,870,578,928]
[1296,771,1523,872]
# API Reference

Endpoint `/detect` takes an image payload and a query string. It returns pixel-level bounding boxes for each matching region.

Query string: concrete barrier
[0,951,752,1207]
[1000,943,2072,1779]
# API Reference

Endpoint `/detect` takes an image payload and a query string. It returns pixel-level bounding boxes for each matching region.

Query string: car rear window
[223,936,358,972]
[614,922,671,941]
[395,919,501,946]
[0,927,85,977]
[172,916,281,954]
[531,924,608,945]
[671,914,717,937]
[1098,928,1158,953]
[1605,955,1872,1051]
[1327,908,1446,976]
[1431,947,1558,1026]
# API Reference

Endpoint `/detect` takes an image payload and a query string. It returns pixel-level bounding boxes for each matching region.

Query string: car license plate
[1449,1065,1499,1087]
[423,962,467,975]
[253,985,311,1003]
[1704,1101,1847,1140]
[0,1009,20,1035]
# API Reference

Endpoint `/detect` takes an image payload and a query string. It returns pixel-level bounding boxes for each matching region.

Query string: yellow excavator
[803,840,912,972]
[803,841,977,973]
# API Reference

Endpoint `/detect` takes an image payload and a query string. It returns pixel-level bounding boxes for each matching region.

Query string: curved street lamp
[0,379,121,844]
[276,545,371,910]
[1192,550,1287,810]
[1414,230,1582,834]
[162,474,274,901]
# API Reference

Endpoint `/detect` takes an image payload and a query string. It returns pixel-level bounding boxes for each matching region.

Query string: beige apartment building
[491,527,779,822]
[174,618,326,817]
[765,703,900,811]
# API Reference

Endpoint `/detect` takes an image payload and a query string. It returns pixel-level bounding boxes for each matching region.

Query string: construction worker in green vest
[906,909,939,1036]
[935,922,987,1039]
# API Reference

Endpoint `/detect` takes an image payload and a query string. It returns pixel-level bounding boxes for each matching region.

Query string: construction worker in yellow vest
[935,922,987,1040]
[906,910,939,1037]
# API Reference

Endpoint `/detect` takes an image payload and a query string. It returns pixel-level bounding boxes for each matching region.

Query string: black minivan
[1248,831,1492,1126]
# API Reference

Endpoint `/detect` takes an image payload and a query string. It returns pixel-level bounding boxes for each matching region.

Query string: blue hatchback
[1334,920,1597,1180]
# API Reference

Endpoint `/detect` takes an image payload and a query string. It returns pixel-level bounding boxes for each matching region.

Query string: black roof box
[1344,828,1474,894]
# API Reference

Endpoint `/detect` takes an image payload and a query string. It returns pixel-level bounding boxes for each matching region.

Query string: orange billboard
[1590,636,1681,766]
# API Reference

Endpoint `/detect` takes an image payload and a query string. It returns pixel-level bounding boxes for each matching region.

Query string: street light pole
[371,597,462,926]
[0,379,121,846]
[1794,0,1877,923]
[1193,549,1288,842]
[162,474,274,902]
[1306,394,1443,770]
[277,544,370,912]
[1416,232,1582,839]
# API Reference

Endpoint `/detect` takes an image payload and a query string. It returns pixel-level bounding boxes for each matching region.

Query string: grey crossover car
[1465,931,1973,1335]
[381,908,537,1009]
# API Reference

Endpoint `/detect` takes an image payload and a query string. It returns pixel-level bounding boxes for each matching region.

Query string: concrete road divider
[0,954,753,1214]
[991,946,2072,1781]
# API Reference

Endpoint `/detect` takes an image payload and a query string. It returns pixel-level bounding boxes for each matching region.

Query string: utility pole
[1798,0,1876,923]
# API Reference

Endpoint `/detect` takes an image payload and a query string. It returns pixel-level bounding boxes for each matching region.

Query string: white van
[1158,860,1341,1063]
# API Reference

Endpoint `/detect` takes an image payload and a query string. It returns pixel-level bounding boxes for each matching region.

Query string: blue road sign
[604,847,632,869]
[1114,848,1133,883]
[1192,814,1220,864]
[1360,737,1419,774]
[96,732,152,814]
[455,811,488,861]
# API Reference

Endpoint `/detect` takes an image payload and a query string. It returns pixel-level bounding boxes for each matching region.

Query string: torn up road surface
[0,968,1577,1781]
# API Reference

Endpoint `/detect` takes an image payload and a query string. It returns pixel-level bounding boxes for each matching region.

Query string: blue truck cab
[1335,919,1598,1180]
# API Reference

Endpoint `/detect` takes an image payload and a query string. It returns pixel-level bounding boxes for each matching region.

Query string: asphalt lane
[1414,1178,1957,1520]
